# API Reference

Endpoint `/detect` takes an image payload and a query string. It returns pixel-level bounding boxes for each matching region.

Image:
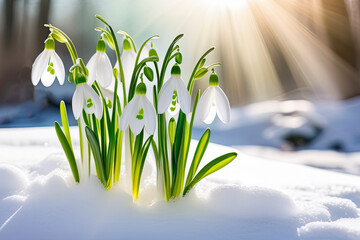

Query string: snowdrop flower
[72,74,103,120]
[158,64,191,114]
[197,70,230,124]
[109,38,136,95]
[120,82,156,135]
[86,39,113,88]
[31,37,65,87]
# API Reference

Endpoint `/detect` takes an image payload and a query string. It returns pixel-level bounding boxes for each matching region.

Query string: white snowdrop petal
[85,84,103,119]
[130,117,144,136]
[142,97,156,135]
[100,85,114,103]
[31,50,50,86]
[120,96,140,131]
[175,77,191,114]
[72,85,84,119]
[52,51,65,85]
[86,53,99,86]
[203,103,217,124]
[214,86,231,123]
[197,87,214,124]
[41,67,56,87]
[121,50,136,91]
[158,77,176,113]
[98,53,113,88]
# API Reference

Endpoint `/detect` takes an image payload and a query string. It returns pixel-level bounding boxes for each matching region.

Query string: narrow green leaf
[134,34,159,64]
[105,130,118,190]
[172,120,190,198]
[114,131,123,183]
[183,152,237,196]
[85,126,106,184]
[194,67,208,80]
[60,101,72,148]
[132,136,153,201]
[185,128,210,188]
[199,58,206,68]
[128,56,159,101]
[54,122,79,183]
[187,47,215,91]
[168,118,176,146]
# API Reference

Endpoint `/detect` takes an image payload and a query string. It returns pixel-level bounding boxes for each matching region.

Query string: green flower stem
[117,30,138,53]
[44,24,78,64]
[134,35,159,66]
[95,15,127,107]
[187,47,215,93]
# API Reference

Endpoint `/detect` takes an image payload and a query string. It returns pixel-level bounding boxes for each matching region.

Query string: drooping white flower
[197,71,230,124]
[108,38,136,96]
[120,83,156,135]
[31,37,65,87]
[86,39,113,88]
[158,64,191,114]
[72,75,103,120]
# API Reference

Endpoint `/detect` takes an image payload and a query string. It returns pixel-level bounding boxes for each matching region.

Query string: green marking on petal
[87,98,93,108]
[136,108,144,120]
[107,99,112,109]
[47,61,55,75]
[172,90,177,100]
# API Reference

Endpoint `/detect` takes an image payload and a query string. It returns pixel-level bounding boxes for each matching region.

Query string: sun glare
[146,0,359,105]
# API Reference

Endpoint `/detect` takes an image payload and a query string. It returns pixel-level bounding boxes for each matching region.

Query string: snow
[1,127,360,239]
[194,97,360,152]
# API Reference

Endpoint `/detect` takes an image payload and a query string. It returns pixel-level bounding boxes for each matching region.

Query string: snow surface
[193,97,360,152]
[1,127,360,239]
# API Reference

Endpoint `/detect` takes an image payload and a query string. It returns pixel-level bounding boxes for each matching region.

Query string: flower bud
[143,66,154,82]
[175,52,182,64]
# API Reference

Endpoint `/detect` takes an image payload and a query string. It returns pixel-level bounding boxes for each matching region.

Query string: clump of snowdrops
[31,15,237,201]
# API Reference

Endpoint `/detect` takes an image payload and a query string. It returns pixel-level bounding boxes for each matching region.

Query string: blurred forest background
[0,0,360,107]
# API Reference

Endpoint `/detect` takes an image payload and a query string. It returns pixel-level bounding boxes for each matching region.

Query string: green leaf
[194,67,208,80]
[68,71,74,83]
[183,152,237,196]
[128,56,159,101]
[132,135,153,201]
[114,131,123,183]
[134,35,159,64]
[168,118,176,146]
[199,58,206,68]
[60,101,72,148]
[54,122,79,183]
[187,47,215,91]
[172,119,190,198]
[104,130,118,190]
[85,126,106,184]
[185,128,210,188]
